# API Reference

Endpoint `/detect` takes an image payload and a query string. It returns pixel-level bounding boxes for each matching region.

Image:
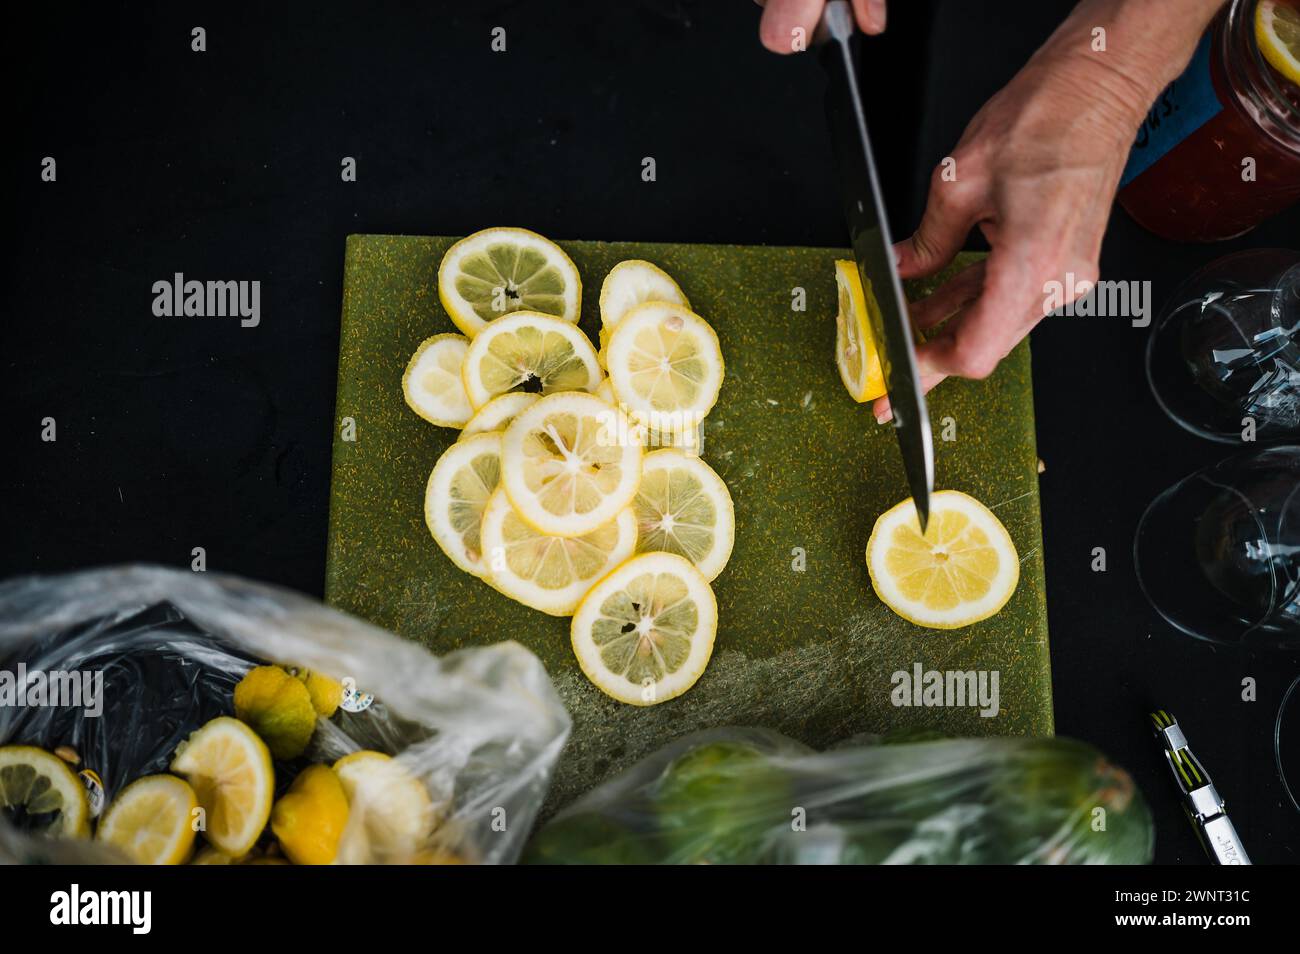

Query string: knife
[817,0,933,532]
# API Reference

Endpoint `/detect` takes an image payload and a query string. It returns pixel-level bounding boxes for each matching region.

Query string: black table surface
[5,0,1298,864]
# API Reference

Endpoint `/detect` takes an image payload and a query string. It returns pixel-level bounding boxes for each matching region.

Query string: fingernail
[875,410,892,425]
[868,0,887,32]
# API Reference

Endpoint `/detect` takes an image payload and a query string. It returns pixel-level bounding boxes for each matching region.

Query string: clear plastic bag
[524,727,1154,865]
[0,565,570,864]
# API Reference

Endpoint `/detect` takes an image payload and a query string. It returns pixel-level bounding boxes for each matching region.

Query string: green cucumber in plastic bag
[524,728,1153,865]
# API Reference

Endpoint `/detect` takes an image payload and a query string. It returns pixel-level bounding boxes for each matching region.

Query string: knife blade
[818,0,933,532]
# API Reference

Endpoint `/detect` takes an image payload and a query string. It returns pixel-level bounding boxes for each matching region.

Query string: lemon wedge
[480,488,638,615]
[403,333,474,427]
[461,311,601,409]
[571,551,717,706]
[170,716,274,857]
[500,391,644,537]
[632,449,734,580]
[438,227,581,337]
[605,301,724,435]
[834,260,887,403]
[96,774,198,865]
[866,490,1019,629]
[425,432,501,577]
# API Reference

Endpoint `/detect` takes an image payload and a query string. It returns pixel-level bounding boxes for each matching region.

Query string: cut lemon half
[866,490,1019,629]
[334,751,439,865]
[572,551,717,706]
[403,333,474,427]
[461,311,601,409]
[0,745,90,838]
[834,260,886,403]
[501,391,644,537]
[460,391,539,439]
[480,488,638,615]
[1258,0,1300,86]
[170,716,274,857]
[605,302,724,434]
[96,774,198,865]
[438,227,581,337]
[425,432,501,577]
[633,449,734,580]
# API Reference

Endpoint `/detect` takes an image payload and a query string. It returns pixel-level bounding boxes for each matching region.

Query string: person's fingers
[907,260,986,332]
[894,163,985,280]
[913,247,1044,382]
[757,0,826,54]
[851,0,887,34]
[871,369,946,424]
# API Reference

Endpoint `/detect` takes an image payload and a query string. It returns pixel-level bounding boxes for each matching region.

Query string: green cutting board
[326,234,1052,811]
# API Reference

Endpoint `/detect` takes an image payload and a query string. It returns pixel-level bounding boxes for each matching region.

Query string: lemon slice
[96,775,198,865]
[0,745,90,838]
[605,302,724,434]
[597,259,690,361]
[403,334,474,427]
[334,751,438,864]
[571,551,718,706]
[866,490,1020,629]
[461,311,602,409]
[834,260,887,403]
[170,716,274,857]
[438,227,581,338]
[460,391,539,439]
[595,378,616,404]
[501,391,644,537]
[480,488,638,615]
[425,432,501,577]
[599,260,690,330]
[1258,0,1300,86]
[632,449,734,580]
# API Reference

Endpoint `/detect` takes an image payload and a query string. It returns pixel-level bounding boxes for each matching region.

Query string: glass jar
[1117,0,1300,242]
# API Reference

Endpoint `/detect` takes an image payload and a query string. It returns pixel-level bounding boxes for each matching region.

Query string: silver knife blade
[818,0,933,532]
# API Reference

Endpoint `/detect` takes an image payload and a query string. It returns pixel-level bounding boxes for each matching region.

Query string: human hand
[873,0,1223,422]
[756,0,887,54]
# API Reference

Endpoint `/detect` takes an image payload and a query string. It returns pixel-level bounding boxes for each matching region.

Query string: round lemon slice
[403,334,474,427]
[0,745,90,838]
[1258,0,1300,86]
[480,488,638,615]
[460,392,539,439]
[599,260,690,330]
[170,716,274,858]
[834,260,886,403]
[597,259,690,362]
[605,302,724,434]
[501,391,644,537]
[96,775,198,865]
[633,449,734,580]
[461,311,601,409]
[334,751,439,865]
[425,432,501,577]
[571,551,717,706]
[866,490,1019,629]
[438,227,581,338]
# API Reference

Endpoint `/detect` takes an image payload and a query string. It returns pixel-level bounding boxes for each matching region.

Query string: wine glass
[1146,249,1300,443]
[1134,444,1300,647]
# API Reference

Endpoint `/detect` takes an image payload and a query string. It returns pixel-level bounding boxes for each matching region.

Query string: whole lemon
[270,764,350,865]
[295,669,344,718]
[233,666,317,760]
